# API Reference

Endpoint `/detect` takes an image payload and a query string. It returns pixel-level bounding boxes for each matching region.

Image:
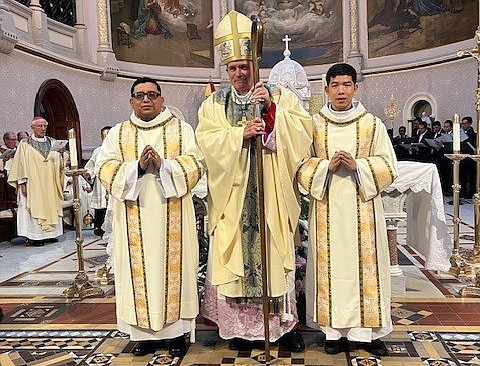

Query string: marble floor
[0,199,479,365]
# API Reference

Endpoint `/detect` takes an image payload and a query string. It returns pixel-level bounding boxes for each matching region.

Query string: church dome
[268,36,311,108]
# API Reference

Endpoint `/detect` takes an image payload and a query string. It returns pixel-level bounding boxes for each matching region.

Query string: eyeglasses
[132,91,161,101]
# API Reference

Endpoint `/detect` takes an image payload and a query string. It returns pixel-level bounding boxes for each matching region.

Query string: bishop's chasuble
[96,108,204,340]
[196,85,312,341]
[8,137,64,240]
[297,102,397,340]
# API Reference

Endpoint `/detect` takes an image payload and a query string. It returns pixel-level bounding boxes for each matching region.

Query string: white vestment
[96,108,204,341]
[298,101,398,342]
[8,136,64,240]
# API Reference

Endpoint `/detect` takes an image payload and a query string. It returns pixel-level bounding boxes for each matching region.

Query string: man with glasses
[8,117,65,246]
[95,77,204,358]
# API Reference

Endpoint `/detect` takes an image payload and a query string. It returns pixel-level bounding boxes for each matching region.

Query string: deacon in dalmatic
[96,77,205,358]
[297,63,398,356]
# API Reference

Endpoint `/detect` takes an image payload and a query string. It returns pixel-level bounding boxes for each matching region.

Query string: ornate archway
[34,79,82,162]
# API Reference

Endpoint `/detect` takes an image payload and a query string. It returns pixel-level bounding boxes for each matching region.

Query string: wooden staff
[250,15,270,362]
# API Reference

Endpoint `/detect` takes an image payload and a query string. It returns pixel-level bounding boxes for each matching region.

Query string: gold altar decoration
[384,94,400,129]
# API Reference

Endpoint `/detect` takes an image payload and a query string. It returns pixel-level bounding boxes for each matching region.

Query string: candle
[68,128,78,168]
[453,114,460,153]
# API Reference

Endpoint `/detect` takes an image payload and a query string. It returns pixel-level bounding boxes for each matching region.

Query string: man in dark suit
[411,120,434,162]
[460,116,477,198]
[392,125,411,160]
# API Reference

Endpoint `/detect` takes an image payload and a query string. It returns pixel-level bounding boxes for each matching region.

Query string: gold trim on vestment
[356,192,381,327]
[120,121,151,329]
[98,161,121,194]
[366,156,396,193]
[130,116,173,131]
[297,158,321,193]
[315,195,331,325]
[355,115,382,327]
[175,155,202,191]
[319,111,367,126]
[313,115,331,325]
[163,118,183,324]
[356,115,375,159]
[313,117,328,160]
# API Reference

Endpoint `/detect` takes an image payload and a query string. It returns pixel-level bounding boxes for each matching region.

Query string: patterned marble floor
[1,200,480,365]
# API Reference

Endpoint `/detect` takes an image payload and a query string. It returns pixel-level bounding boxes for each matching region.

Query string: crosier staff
[250,15,271,362]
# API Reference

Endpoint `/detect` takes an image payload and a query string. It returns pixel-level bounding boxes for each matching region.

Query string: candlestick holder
[445,153,475,277]
[94,263,114,285]
[62,168,104,300]
[466,155,480,264]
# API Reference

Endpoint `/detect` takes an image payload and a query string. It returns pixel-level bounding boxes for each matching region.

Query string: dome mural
[110,0,214,67]
[368,0,478,58]
[234,0,343,67]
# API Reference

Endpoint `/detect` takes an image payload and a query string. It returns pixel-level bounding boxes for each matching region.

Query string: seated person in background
[410,120,434,162]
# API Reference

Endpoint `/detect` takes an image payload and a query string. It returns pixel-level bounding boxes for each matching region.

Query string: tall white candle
[453,114,460,153]
[68,128,78,168]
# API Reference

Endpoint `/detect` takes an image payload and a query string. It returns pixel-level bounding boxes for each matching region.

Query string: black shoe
[44,238,58,243]
[29,240,45,247]
[229,338,251,350]
[323,337,348,354]
[279,329,305,352]
[360,339,388,356]
[324,339,342,354]
[94,228,105,237]
[132,340,163,356]
[169,335,188,357]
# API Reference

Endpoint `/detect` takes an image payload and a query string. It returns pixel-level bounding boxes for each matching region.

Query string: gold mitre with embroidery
[214,10,252,64]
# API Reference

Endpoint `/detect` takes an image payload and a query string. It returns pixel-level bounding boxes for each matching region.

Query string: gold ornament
[83,210,94,226]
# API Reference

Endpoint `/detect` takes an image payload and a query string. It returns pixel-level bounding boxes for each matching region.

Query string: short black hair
[399,126,406,132]
[325,63,357,85]
[444,119,452,126]
[432,121,441,127]
[101,126,112,134]
[418,121,428,128]
[130,77,161,96]
[462,116,473,124]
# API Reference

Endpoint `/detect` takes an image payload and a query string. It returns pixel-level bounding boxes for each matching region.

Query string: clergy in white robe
[84,126,111,236]
[196,12,312,350]
[297,63,398,354]
[8,118,64,243]
[95,77,204,358]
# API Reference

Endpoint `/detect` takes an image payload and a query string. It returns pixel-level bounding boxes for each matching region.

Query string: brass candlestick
[94,263,114,285]
[62,168,104,300]
[456,10,480,295]
[445,153,474,277]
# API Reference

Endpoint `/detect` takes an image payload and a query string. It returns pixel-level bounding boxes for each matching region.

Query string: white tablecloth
[384,161,452,271]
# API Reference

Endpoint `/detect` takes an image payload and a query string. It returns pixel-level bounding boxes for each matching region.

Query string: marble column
[75,0,90,61]
[387,219,403,276]
[96,0,118,81]
[29,0,50,49]
[346,0,363,79]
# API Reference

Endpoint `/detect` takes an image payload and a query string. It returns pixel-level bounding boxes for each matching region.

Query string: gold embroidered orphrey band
[119,119,184,328]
